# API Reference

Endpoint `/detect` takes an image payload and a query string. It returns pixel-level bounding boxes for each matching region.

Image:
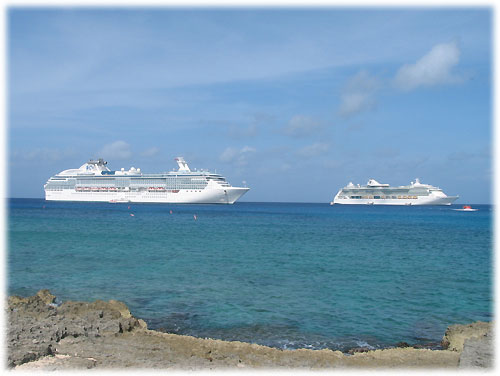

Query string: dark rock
[347,347,372,355]
[396,342,410,348]
[440,338,450,350]
[411,342,441,350]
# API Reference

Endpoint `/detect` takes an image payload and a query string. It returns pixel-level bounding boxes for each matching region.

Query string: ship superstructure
[44,157,249,204]
[331,178,458,205]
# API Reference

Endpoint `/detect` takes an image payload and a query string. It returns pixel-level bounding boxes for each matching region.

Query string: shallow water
[8,199,492,351]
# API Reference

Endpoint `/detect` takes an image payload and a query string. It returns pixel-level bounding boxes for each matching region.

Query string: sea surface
[7,199,493,351]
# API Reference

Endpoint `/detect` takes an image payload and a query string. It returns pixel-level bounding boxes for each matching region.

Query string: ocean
[7,198,493,351]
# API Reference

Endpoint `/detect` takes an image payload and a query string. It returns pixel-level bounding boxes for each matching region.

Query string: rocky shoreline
[6,290,493,369]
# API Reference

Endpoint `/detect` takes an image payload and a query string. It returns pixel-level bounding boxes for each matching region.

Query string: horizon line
[4,197,493,205]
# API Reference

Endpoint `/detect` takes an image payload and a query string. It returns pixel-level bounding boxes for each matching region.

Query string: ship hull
[45,187,249,204]
[331,195,458,206]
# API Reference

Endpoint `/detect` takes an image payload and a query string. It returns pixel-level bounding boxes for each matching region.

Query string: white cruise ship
[331,178,458,205]
[44,157,249,204]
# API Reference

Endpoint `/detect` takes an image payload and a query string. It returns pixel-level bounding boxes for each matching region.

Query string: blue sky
[8,8,492,203]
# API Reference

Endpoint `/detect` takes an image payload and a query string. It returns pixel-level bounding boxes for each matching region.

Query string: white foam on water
[355,340,375,349]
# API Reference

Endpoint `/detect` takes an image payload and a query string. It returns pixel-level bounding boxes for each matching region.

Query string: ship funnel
[175,157,191,172]
[88,158,107,165]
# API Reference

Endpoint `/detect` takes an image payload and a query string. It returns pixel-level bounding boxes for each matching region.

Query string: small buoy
[128,206,130,209]
[170,210,173,214]
[42,205,45,209]
[130,213,135,217]
[193,214,197,220]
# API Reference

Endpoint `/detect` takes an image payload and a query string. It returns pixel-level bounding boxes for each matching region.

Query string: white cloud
[240,146,256,153]
[219,146,256,166]
[296,142,330,158]
[394,42,462,91]
[338,70,380,117]
[283,115,322,137]
[141,147,160,157]
[98,140,132,160]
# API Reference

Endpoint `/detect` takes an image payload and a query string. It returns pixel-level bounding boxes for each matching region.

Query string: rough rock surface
[441,321,492,352]
[7,289,146,367]
[6,290,491,370]
[15,354,97,370]
[458,329,493,368]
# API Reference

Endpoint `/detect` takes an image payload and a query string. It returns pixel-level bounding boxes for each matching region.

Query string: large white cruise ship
[44,157,249,204]
[331,178,458,205]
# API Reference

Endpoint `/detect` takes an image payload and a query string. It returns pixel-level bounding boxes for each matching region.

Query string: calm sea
[7,199,493,351]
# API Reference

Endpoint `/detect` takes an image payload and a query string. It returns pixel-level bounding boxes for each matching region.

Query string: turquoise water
[8,199,492,351]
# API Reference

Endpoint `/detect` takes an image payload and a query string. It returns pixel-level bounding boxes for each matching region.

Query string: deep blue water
[7,199,493,351]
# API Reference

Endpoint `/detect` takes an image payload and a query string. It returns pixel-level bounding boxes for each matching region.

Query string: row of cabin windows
[348,195,418,199]
[48,183,208,190]
[47,186,204,192]
[72,180,208,189]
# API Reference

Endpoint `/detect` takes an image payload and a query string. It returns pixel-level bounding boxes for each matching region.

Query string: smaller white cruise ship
[331,178,458,206]
[44,157,249,204]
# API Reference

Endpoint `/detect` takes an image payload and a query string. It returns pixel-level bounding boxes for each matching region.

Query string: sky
[7,7,492,203]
